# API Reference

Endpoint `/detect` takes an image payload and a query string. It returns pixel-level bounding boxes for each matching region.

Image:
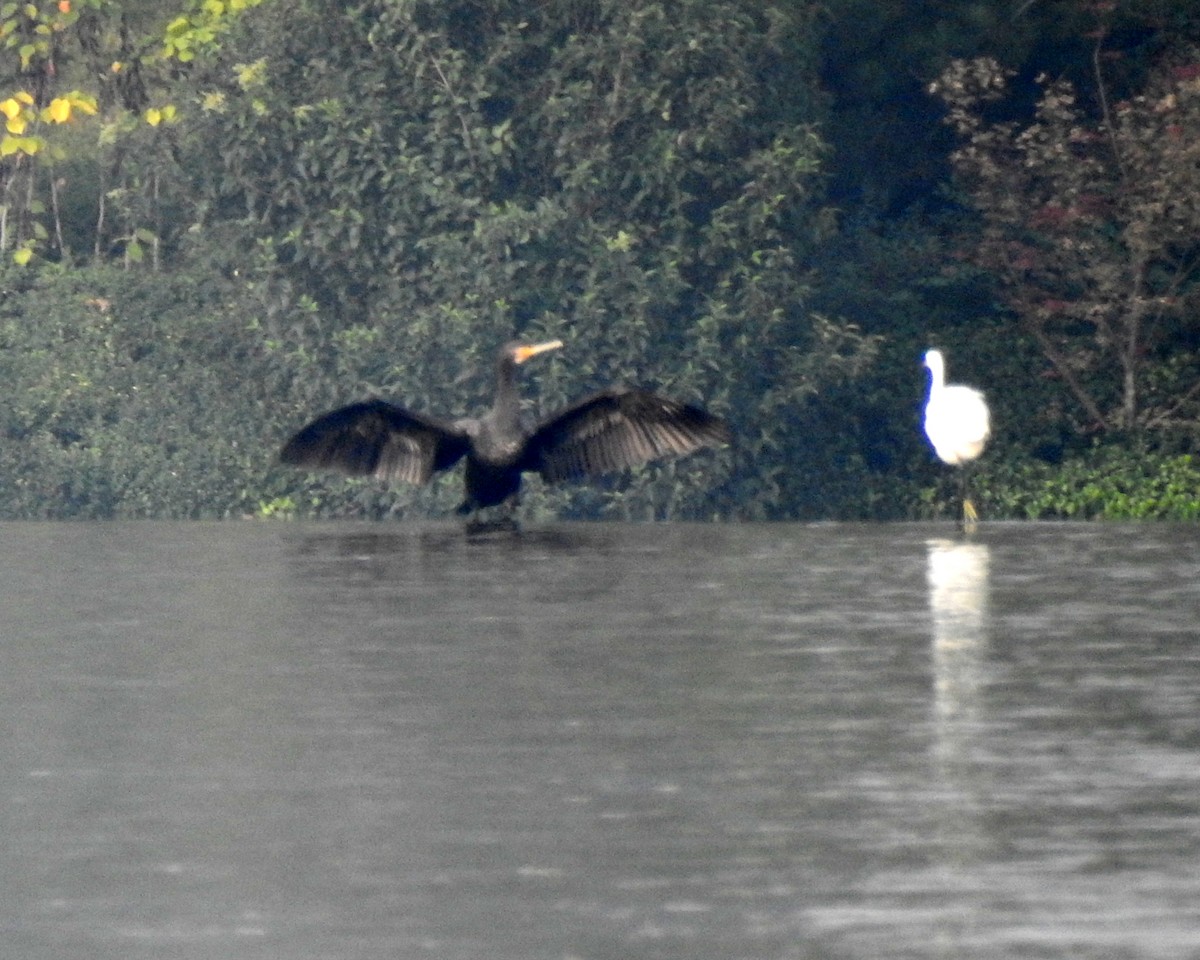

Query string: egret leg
[959,465,979,532]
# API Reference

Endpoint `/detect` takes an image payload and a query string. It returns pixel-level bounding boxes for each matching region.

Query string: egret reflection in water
[927,538,990,732]
[926,537,994,865]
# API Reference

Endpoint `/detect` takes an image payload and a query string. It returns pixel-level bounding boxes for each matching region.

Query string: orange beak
[513,339,564,364]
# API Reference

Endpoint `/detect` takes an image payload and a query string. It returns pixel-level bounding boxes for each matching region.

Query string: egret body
[923,348,990,525]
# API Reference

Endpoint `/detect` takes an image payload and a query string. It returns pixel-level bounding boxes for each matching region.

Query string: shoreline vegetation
[2,2,1199,522]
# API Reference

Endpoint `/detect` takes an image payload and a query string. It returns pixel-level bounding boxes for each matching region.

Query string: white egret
[923,348,990,526]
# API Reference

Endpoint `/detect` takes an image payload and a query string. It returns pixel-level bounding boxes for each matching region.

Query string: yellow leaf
[6,115,27,135]
[0,98,20,121]
[44,98,70,123]
[2,135,41,155]
[13,247,33,266]
[15,91,34,105]
[145,107,162,126]
[68,92,97,115]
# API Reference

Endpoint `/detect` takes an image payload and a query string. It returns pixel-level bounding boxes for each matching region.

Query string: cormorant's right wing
[280,399,471,485]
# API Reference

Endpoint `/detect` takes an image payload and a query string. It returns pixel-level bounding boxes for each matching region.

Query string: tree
[0,0,266,266]
[931,38,1200,440]
[195,0,880,519]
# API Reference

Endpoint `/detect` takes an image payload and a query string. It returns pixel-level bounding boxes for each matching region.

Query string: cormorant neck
[490,356,522,428]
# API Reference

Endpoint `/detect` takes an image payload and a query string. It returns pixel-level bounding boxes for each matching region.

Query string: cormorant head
[507,339,564,365]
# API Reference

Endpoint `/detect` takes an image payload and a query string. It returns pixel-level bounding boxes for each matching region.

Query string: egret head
[923,349,945,380]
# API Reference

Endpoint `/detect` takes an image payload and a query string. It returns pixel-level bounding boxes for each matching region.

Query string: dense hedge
[0,264,282,518]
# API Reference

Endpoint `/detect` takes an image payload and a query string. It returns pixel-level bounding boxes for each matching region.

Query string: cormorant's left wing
[522,388,731,483]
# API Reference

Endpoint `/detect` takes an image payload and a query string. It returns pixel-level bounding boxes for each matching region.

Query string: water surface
[2,521,1199,959]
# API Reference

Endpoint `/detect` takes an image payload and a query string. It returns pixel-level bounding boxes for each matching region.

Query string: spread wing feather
[523,388,731,483]
[279,399,471,486]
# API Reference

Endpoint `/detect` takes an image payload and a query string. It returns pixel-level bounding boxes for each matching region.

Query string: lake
[2,520,1199,959]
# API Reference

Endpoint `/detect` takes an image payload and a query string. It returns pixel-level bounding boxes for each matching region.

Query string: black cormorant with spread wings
[279,340,731,524]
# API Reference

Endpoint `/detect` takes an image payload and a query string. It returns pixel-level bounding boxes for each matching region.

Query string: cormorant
[280,339,731,524]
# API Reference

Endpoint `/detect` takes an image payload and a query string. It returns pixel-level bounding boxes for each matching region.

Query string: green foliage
[160,0,266,63]
[0,261,293,518]
[0,0,266,266]
[180,0,877,520]
[4,0,1197,523]
[977,446,1200,520]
